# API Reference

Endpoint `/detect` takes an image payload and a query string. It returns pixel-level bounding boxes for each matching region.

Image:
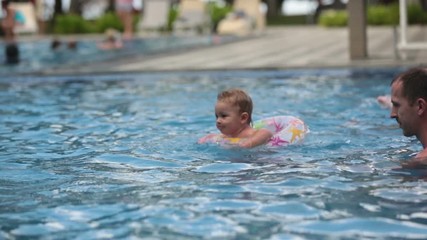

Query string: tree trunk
[314,0,322,22]
[266,0,277,17]
[420,0,427,11]
[51,0,63,33]
[69,0,85,15]
[266,0,284,17]
[53,0,63,16]
[107,0,115,12]
[279,0,285,15]
[331,0,346,9]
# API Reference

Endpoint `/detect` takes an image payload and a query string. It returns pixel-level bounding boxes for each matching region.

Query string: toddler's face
[215,101,244,137]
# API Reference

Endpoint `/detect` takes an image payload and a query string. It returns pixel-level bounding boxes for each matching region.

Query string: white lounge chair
[217,0,266,36]
[233,0,266,31]
[9,2,38,34]
[173,0,211,35]
[138,0,171,35]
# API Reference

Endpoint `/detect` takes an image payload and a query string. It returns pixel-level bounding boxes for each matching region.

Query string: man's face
[391,80,419,137]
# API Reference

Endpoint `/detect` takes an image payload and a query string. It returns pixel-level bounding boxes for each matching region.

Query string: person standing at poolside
[390,67,427,159]
[1,0,20,64]
[115,0,134,40]
[1,0,16,43]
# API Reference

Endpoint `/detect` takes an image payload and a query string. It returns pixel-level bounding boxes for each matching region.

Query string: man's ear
[417,98,427,116]
[241,112,249,123]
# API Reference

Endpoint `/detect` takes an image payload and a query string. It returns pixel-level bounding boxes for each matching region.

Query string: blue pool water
[1,68,427,239]
[0,35,231,75]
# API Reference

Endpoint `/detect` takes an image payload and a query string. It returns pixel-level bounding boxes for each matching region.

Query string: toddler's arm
[238,128,273,148]
[198,133,219,144]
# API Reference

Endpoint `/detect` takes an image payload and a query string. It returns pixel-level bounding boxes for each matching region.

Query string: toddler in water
[97,28,123,50]
[198,88,273,148]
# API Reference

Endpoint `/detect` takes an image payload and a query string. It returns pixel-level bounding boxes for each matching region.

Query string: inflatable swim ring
[201,116,309,147]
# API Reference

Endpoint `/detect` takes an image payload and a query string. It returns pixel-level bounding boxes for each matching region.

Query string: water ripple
[2,68,427,239]
[285,218,427,239]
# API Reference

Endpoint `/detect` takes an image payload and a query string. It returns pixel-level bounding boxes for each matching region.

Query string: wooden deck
[45,26,427,75]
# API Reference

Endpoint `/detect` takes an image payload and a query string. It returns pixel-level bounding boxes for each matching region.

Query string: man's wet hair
[392,67,427,105]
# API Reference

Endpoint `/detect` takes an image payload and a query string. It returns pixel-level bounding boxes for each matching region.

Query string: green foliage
[94,12,123,33]
[53,14,94,34]
[267,15,312,25]
[318,10,348,27]
[52,12,141,34]
[208,3,232,27]
[367,3,399,25]
[132,15,141,30]
[167,6,179,31]
[45,2,427,33]
[319,3,427,27]
[407,3,427,24]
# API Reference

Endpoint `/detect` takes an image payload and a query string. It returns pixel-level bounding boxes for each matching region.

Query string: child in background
[50,38,78,51]
[97,28,123,50]
[198,88,273,148]
[4,42,19,64]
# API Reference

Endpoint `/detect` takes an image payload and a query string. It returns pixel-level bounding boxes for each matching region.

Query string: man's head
[391,67,427,137]
[5,43,19,64]
[391,67,427,106]
[51,39,61,50]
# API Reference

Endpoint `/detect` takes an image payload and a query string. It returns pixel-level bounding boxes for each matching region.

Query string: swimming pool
[0,34,234,75]
[1,67,427,239]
